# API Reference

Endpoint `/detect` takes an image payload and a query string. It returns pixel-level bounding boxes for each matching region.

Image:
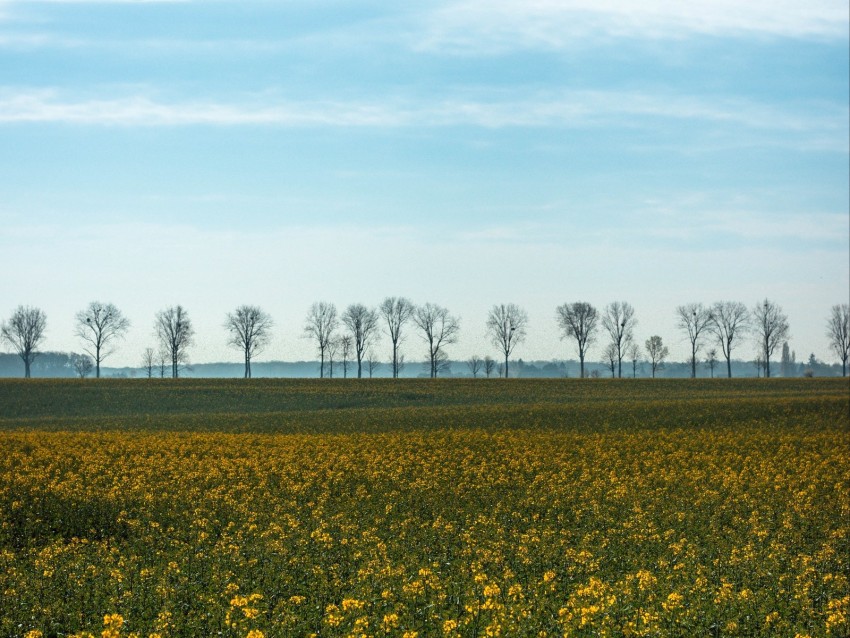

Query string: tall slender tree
[601,301,636,378]
[380,297,415,378]
[413,303,460,378]
[709,301,750,378]
[225,305,273,379]
[486,303,528,378]
[341,304,379,378]
[304,302,338,378]
[155,305,195,378]
[677,303,712,378]
[752,299,790,378]
[827,304,850,376]
[555,302,598,378]
[1,306,47,378]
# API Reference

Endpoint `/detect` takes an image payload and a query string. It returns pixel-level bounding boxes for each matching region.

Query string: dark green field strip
[2,392,847,434]
[0,377,847,423]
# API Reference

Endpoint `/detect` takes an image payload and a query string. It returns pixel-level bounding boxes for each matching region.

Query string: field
[1,378,848,638]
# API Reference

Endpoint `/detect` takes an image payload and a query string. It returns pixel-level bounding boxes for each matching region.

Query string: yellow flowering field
[0,379,848,637]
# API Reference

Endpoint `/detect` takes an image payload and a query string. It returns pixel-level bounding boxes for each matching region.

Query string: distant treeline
[1,352,844,380]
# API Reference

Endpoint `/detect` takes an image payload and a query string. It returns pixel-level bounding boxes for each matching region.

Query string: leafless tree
[340,335,353,378]
[827,304,850,376]
[155,305,195,378]
[604,342,618,378]
[1,305,47,378]
[754,354,764,378]
[628,342,641,378]
[366,350,381,378]
[483,355,496,378]
[645,335,668,378]
[709,301,750,378]
[413,303,460,378]
[141,347,155,378]
[327,337,339,378]
[752,299,790,378]
[304,302,338,378]
[677,303,712,378]
[555,301,598,378]
[157,349,168,378]
[706,348,718,378]
[74,301,130,378]
[601,301,636,378]
[467,355,482,378]
[380,297,415,379]
[341,304,379,379]
[72,353,94,378]
[486,303,528,378]
[225,305,273,379]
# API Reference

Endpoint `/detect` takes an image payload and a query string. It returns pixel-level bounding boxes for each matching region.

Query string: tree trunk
[24,356,31,379]
[505,354,509,379]
[320,350,325,379]
[726,356,732,378]
[579,354,585,379]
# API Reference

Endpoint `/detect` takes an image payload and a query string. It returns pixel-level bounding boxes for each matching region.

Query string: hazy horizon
[1,0,848,368]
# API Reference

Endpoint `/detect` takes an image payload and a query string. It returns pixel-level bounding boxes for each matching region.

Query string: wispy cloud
[416,0,850,54]
[1,87,845,143]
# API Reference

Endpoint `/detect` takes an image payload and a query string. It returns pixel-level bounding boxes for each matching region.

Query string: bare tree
[366,350,381,378]
[304,302,338,379]
[486,303,528,378]
[628,342,641,378]
[645,335,668,378]
[604,342,618,378]
[483,355,496,378]
[225,305,273,379]
[380,297,415,379]
[157,349,168,378]
[327,337,339,378]
[141,347,155,378]
[706,348,718,378]
[467,355,482,378]
[601,301,636,378]
[555,302,599,378]
[1,306,47,378]
[709,301,750,378]
[677,303,712,378]
[752,299,790,378]
[72,353,94,378]
[827,304,850,376]
[413,303,460,378]
[341,304,380,379]
[340,335,352,379]
[155,305,195,378]
[74,302,130,378]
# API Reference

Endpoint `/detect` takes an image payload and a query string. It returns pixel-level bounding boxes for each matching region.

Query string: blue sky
[1,0,848,368]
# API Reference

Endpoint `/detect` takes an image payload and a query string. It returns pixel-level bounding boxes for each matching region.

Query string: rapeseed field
[0,379,847,637]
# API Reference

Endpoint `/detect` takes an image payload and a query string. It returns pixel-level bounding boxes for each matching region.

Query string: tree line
[1,300,848,379]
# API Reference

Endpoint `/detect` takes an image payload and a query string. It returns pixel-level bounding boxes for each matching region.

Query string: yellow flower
[245,631,265,638]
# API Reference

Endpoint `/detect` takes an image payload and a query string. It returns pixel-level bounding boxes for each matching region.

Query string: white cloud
[0,87,845,148]
[417,0,850,53]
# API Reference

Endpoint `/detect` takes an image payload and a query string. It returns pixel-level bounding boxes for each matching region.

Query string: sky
[0,0,848,369]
